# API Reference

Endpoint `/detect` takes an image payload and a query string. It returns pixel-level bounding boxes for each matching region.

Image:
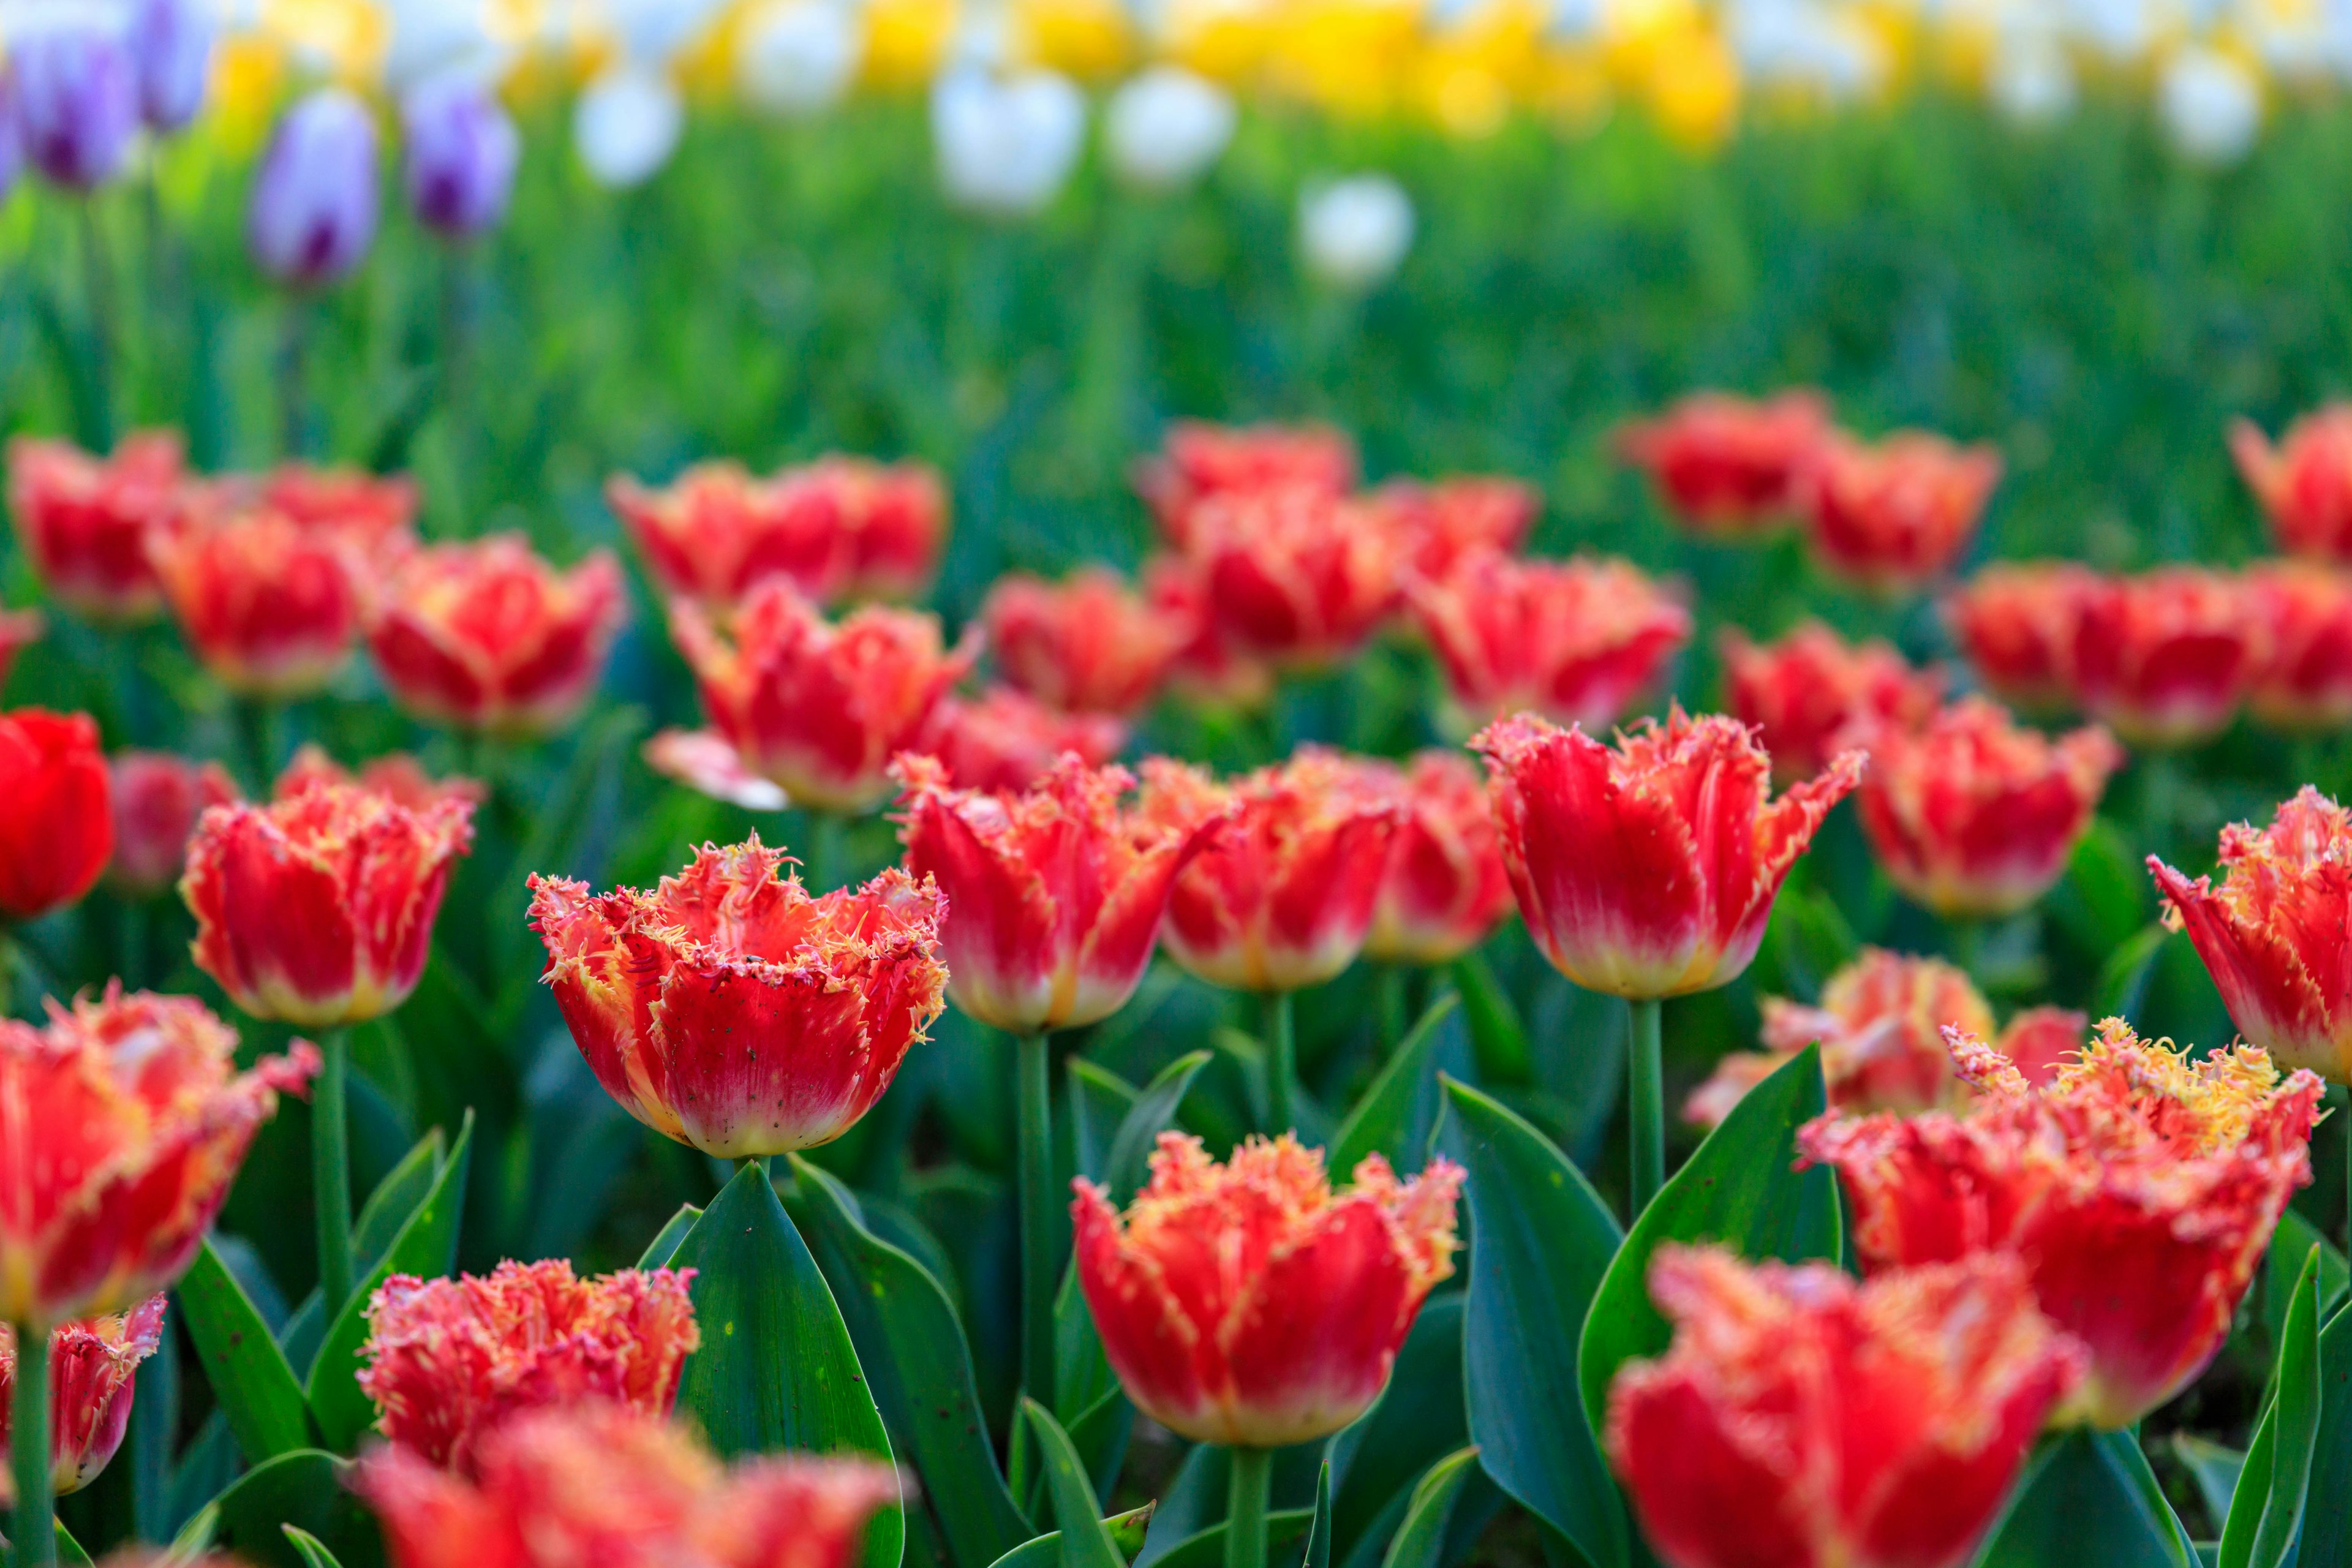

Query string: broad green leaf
[1140,1511,1319,1568]
[983,1510,1161,1568]
[1304,1464,1333,1568]
[1439,1079,1626,1568]
[1578,1046,1838,1434]
[2171,1435,2245,1530]
[1325,1295,1466,1568]
[1332,993,1460,1176]
[637,1202,705,1269]
[1978,1429,2195,1568]
[1450,950,1531,1085]
[1377,1449,1480,1568]
[306,1113,473,1453]
[2286,1294,2352,1567]
[1068,1058,1140,1191]
[281,1526,346,1568]
[350,1128,444,1278]
[206,1449,385,1568]
[178,1238,314,1463]
[1020,1398,1126,1568]
[2219,1247,2323,1568]
[794,1156,1034,1568]
[1101,1050,1214,1202]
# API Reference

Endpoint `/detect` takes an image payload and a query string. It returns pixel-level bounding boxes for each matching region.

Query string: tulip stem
[1265,990,1297,1134]
[1224,1445,1271,1568]
[77,200,116,453]
[10,1317,54,1568]
[1629,997,1665,1219]
[314,1029,355,1319]
[1016,1029,1057,1410]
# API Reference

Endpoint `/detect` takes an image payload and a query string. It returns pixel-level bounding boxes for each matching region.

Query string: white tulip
[1297,174,1414,290]
[603,0,729,64]
[379,0,507,89]
[930,67,1087,217]
[573,61,684,187]
[2063,0,2161,63]
[1988,28,2076,125]
[1104,66,1235,192]
[737,0,863,116]
[1724,0,1885,102]
[2158,46,2263,166]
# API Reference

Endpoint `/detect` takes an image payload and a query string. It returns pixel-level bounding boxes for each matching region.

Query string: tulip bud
[0,707,113,922]
[932,67,1087,218]
[0,1298,166,1503]
[573,62,683,189]
[11,20,140,191]
[737,0,864,117]
[126,0,214,134]
[400,70,521,240]
[1297,174,1414,290]
[249,88,382,287]
[1104,66,1235,191]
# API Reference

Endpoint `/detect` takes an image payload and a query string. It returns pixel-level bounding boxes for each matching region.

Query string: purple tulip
[12,22,140,191]
[127,0,216,134]
[400,72,519,239]
[0,70,24,206]
[247,88,380,287]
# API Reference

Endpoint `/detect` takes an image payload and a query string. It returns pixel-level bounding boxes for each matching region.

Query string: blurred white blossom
[574,61,684,187]
[737,0,864,116]
[379,0,506,88]
[930,67,1087,217]
[1104,66,1236,191]
[1297,173,1414,290]
[2158,45,2263,165]
[1988,26,2078,125]
[603,0,730,64]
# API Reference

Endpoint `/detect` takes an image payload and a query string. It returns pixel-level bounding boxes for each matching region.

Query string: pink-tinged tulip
[2152,788,2352,1083]
[2067,568,2263,746]
[1720,620,1943,786]
[367,535,628,735]
[181,780,477,1028]
[1363,477,1538,579]
[1472,710,1860,999]
[1613,390,1830,540]
[1800,1019,2324,1427]
[640,729,788,812]
[981,567,1187,717]
[0,709,113,921]
[1135,751,1402,992]
[527,837,947,1158]
[1606,1246,2080,1568]
[1185,486,1403,669]
[355,1403,897,1568]
[895,753,1228,1033]
[108,751,239,897]
[6,432,186,621]
[911,685,1128,794]
[273,744,485,813]
[804,455,949,602]
[608,462,851,611]
[1140,552,1275,708]
[2233,405,2352,562]
[0,608,43,691]
[359,1261,699,1474]
[146,506,385,698]
[1406,552,1689,734]
[1796,430,2003,595]
[668,581,976,813]
[0,1298,165,1503]
[2245,562,2352,731]
[1354,751,1512,967]
[1072,1132,1461,1446]
[1134,420,1357,548]
[1943,561,2098,714]
[0,988,315,1325]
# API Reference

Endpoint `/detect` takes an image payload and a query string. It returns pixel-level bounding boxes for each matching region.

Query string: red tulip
[2233,405,2352,562]
[0,987,315,1325]
[359,1260,699,1474]
[0,1297,165,1503]
[1719,620,1943,786]
[2245,561,2352,731]
[182,778,477,1027]
[527,837,947,1158]
[1995,1006,2087,1087]
[895,752,1228,1033]
[2067,568,2263,746]
[355,1403,897,1568]
[1613,390,1830,540]
[0,708,113,921]
[1071,1132,1461,1446]
[980,567,1187,717]
[1605,1246,2080,1568]
[1852,698,2119,919]
[669,581,976,813]
[0,608,43,691]
[1354,751,1512,967]
[608,461,852,609]
[1363,477,1538,579]
[911,684,1128,795]
[1796,430,2003,595]
[1134,420,1357,548]
[108,750,239,897]
[246,462,418,543]
[1800,1019,2324,1427]
[1472,709,1860,999]
[1185,486,1404,669]
[368,534,628,735]
[1942,561,2097,714]
[1406,551,1689,733]
[273,744,486,814]
[1140,552,1275,708]
[807,456,949,602]
[6,431,186,620]
[1136,750,1402,992]
[147,507,380,697]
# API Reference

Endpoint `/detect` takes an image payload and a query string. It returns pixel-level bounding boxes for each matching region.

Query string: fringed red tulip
[358,1261,699,1474]
[5,432,186,620]
[980,567,1187,717]
[1605,1246,2080,1568]
[804,455,950,602]
[1800,1019,2324,1427]
[1720,620,1943,786]
[1995,1006,2087,1087]
[1071,1133,1461,1446]
[1364,477,1538,579]
[1141,552,1275,708]
[1355,751,1512,966]
[1472,710,1859,999]
[274,744,486,814]
[1186,486,1403,669]
[0,608,42,691]
[608,461,852,609]
[2067,568,2263,746]
[1134,420,1357,547]
[0,709,113,921]
[146,507,382,698]
[1796,430,2003,595]
[1943,560,2098,714]
[1852,698,2120,919]
[527,837,947,1158]
[2245,562,2352,731]
[895,753,1226,1033]
[246,463,418,542]
[108,751,239,897]
[1613,391,1830,540]
[0,1298,165,1502]
[911,684,1128,794]
[2233,406,2352,562]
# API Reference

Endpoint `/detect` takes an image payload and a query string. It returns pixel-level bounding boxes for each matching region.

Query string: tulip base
[1224,1445,1271,1568]
[1016,1030,1057,1409]
[10,1318,53,1568]
[1629,997,1664,1219]
[314,1029,355,1318]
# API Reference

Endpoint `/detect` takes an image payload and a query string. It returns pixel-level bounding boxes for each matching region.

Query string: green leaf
[2219,1246,2324,1568]
[1101,1050,1214,1202]
[1450,950,1532,1085]
[177,1237,315,1464]
[1438,1078,1626,1568]
[2092,924,2168,1024]
[281,1526,347,1568]
[1376,1449,1480,1568]
[1138,1510,1319,1568]
[206,1449,385,1568]
[1978,1429,2195,1568]
[793,1156,1035,1568]
[306,1112,474,1453]
[350,1128,444,1278]
[983,1509,1161,1568]
[2288,1291,2352,1567]
[1578,1046,1838,1434]
[1068,1058,1140,1190]
[1020,1398,1126,1568]
[2170,1435,2245,1530]
[167,1501,221,1559]
[2260,1209,2349,1358]
[1332,993,1460,1176]
[638,1202,705,1269]
[1304,1463,1333,1568]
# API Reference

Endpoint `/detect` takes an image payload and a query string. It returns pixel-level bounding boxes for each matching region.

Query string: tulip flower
[1942,560,2097,714]
[401,70,521,239]
[1140,552,1275,707]
[573,62,684,189]
[1356,751,1512,967]
[0,709,113,923]
[126,0,213,134]
[931,67,1088,218]
[0,608,40,691]
[1406,551,1690,734]
[1719,620,1943,786]
[981,566,1188,717]
[608,461,852,610]
[1851,697,2119,921]
[2244,561,2352,731]
[0,1298,165,1506]
[640,728,790,812]
[11,21,139,191]
[1134,421,1356,548]
[273,744,485,815]
[2158,47,2261,167]
[736,0,862,117]
[1605,1246,2081,1568]
[912,685,1128,794]
[1795,429,2003,595]
[1996,1006,2087,1085]
[527,836,948,1159]
[669,581,976,814]
[108,751,239,898]
[146,507,378,699]
[805,456,949,603]
[359,1261,699,1474]
[2234,405,2352,562]
[368,535,628,736]
[355,1403,898,1568]
[1297,175,1415,291]
[249,88,382,287]
[1104,66,1235,190]
[2067,568,2262,747]
[1365,476,1539,580]
[1613,390,1830,540]
[1181,485,1403,668]
[1801,1019,2323,1427]
[248,463,418,540]
[6,432,187,621]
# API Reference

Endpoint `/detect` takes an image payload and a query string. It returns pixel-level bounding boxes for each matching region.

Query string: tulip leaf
[280,1526,346,1568]
[1304,1463,1333,1568]
[1438,1077,1627,1568]
[2171,1435,2247,1529]
[306,1112,473,1453]
[793,1156,1036,1568]
[178,1237,316,1464]
[1577,1045,1838,1435]
[205,1448,385,1568]
[1977,1428,2195,1568]
[1134,1510,1319,1568]
[2259,1209,2349,1360]
[1332,992,1461,1177]
[1377,1448,1480,1568]
[2219,1246,2324,1568]
[637,1202,705,1269]
[1019,1398,1127,1568]
[349,1128,444,1278]
[1324,1294,1468,1568]
[982,1509,1161,1568]
[2285,1289,2352,1568]
[1100,1050,1215,1202]
[1068,1058,1140,1191]
[1450,949,1532,1085]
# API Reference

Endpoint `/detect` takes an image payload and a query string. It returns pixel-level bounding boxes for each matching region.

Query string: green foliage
[175,1239,314,1464]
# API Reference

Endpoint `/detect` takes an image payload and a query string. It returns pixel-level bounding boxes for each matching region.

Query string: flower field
[9,5,2352,1568]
